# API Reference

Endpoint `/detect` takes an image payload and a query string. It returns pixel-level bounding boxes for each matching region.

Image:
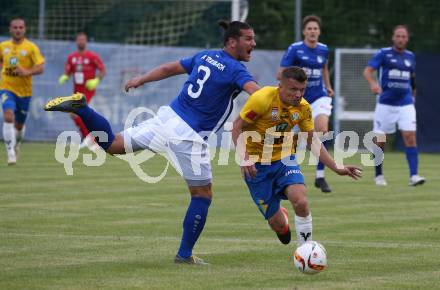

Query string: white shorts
[121,106,212,186]
[373,103,416,134]
[310,96,332,119]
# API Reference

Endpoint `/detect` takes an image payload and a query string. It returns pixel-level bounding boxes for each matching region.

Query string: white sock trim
[316,170,325,178]
[3,122,16,154]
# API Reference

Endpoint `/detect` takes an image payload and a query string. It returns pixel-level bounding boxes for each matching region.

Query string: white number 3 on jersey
[188,65,211,99]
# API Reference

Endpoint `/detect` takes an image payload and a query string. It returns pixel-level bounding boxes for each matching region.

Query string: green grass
[1,143,439,290]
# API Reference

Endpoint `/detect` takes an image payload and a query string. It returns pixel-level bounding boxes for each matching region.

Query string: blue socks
[405,146,418,176]
[177,197,211,258]
[375,163,383,177]
[317,140,328,172]
[75,106,115,150]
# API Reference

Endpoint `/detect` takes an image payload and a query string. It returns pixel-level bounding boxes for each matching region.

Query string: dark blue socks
[75,106,115,150]
[405,146,418,176]
[317,140,328,172]
[177,197,211,258]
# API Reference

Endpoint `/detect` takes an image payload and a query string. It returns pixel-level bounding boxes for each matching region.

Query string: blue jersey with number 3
[170,50,254,134]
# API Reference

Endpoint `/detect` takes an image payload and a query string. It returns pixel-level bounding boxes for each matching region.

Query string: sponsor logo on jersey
[9,57,17,66]
[292,112,300,121]
[271,107,279,120]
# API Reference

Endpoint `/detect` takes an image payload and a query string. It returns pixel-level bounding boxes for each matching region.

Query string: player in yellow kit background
[232,66,361,246]
[0,18,45,165]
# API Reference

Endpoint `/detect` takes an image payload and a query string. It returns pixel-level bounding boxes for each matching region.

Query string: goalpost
[333,48,378,150]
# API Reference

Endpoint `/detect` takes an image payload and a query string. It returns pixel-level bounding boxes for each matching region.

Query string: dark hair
[76,31,87,38]
[302,15,321,30]
[10,18,25,26]
[218,20,252,45]
[281,66,308,83]
[393,24,409,35]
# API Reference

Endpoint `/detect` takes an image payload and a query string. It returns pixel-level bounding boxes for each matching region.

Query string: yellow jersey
[239,86,314,163]
[0,38,45,97]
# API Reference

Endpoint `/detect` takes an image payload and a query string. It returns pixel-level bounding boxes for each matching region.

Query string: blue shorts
[1,90,31,124]
[244,155,305,220]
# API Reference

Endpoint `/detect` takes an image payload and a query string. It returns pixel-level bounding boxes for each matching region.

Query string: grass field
[1,143,439,290]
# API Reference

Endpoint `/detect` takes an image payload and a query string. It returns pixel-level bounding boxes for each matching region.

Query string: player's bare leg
[268,207,291,245]
[314,114,331,193]
[285,184,312,245]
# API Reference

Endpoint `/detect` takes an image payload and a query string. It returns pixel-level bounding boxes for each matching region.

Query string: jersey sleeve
[298,105,314,132]
[233,66,255,90]
[65,54,73,74]
[239,88,271,124]
[93,53,105,71]
[368,49,384,69]
[280,45,297,67]
[31,43,45,66]
[180,52,199,74]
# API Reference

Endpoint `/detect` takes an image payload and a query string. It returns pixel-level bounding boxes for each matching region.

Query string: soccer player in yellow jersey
[0,18,45,165]
[232,66,362,245]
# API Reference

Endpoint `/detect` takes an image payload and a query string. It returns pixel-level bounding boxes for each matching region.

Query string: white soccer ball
[293,241,327,274]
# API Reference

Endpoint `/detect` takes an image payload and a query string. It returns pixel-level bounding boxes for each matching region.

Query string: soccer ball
[293,241,327,274]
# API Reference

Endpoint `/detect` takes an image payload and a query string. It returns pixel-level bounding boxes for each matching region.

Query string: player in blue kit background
[44,20,260,265]
[278,15,334,193]
[363,25,425,186]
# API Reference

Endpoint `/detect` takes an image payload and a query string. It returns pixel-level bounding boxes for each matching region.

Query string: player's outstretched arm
[306,131,362,180]
[242,81,260,95]
[125,61,186,92]
[232,116,257,179]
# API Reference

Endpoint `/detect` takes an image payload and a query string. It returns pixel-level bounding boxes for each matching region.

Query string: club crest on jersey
[20,50,27,56]
[292,112,300,121]
[271,107,279,120]
[404,59,411,67]
[72,57,77,64]
[84,58,90,64]
[9,57,17,66]
[317,56,323,63]
[3,48,9,54]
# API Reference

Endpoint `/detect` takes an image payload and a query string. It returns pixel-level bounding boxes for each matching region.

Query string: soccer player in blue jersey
[44,20,260,265]
[363,25,425,186]
[278,15,334,193]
